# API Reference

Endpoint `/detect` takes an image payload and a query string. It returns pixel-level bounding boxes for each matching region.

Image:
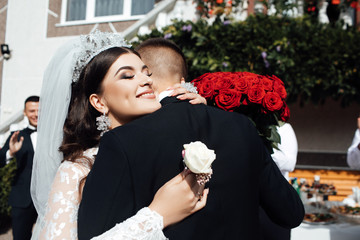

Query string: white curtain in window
[95,0,123,17]
[66,0,86,21]
[132,0,154,15]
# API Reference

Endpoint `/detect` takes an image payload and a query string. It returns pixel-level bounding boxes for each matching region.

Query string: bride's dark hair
[59,47,140,163]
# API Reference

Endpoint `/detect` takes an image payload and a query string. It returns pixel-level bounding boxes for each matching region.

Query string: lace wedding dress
[38,147,167,240]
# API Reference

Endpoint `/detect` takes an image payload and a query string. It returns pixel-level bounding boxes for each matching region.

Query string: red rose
[269,75,287,99]
[234,75,248,94]
[214,89,241,111]
[350,1,357,8]
[261,76,273,92]
[247,85,265,104]
[280,103,290,122]
[239,72,261,87]
[262,92,283,112]
[237,72,258,78]
[242,97,249,105]
[192,73,217,99]
[214,72,236,91]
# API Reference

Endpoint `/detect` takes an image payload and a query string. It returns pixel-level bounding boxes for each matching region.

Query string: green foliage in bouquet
[0,158,16,216]
[133,14,360,107]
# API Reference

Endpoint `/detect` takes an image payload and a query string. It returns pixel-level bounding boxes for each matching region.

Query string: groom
[78,38,304,239]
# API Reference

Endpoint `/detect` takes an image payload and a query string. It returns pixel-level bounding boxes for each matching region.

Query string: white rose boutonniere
[183,141,216,185]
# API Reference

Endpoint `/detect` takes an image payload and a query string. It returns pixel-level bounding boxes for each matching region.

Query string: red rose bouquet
[191,72,290,153]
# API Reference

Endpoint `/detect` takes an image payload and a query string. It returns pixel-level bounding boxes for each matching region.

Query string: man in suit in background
[0,96,39,240]
[78,39,304,239]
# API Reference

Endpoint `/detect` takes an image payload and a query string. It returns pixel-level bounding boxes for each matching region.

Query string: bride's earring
[96,112,111,136]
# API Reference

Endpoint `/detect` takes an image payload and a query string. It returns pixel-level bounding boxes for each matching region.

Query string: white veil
[30,30,131,238]
[30,38,80,236]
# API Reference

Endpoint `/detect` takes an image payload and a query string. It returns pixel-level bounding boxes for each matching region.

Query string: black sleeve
[0,133,13,168]
[78,131,134,239]
[258,144,305,229]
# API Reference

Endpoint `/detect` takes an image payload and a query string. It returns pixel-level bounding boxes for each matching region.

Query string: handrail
[0,110,24,134]
[122,0,176,40]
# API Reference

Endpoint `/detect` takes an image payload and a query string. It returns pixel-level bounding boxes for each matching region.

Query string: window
[62,0,155,24]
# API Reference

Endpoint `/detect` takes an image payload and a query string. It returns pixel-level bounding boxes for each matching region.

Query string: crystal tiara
[72,30,131,83]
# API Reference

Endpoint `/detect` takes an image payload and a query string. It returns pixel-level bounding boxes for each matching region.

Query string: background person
[0,95,39,240]
[347,116,360,170]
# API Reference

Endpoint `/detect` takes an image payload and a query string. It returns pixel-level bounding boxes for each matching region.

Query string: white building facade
[0,0,358,157]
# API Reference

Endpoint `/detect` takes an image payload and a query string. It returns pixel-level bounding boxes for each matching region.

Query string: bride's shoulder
[60,147,99,173]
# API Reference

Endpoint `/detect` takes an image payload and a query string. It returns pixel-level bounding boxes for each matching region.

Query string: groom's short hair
[135,38,188,82]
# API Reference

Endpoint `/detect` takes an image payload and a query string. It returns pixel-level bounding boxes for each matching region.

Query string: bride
[30,31,208,239]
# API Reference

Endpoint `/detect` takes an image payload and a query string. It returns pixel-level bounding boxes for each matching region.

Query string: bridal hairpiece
[72,30,131,83]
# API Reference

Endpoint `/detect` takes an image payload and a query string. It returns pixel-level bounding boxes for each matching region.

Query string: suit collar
[160,96,184,106]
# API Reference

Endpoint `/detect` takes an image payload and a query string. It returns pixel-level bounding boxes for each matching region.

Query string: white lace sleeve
[39,160,88,240]
[39,149,167,240]
[92,207,168,240]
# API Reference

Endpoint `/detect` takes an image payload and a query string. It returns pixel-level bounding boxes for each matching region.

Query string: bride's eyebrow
[114,66,134,77]
[142,65,149,71]
[114,65,148,76]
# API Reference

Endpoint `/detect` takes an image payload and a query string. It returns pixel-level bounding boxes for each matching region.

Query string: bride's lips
[136,90,156,99]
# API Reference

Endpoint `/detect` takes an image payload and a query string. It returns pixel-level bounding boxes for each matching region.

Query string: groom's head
[135,38,187,93]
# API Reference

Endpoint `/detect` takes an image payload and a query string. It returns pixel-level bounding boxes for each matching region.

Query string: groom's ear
[89,94,108,114]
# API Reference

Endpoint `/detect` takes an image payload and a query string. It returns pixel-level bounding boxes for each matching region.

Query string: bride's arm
[39,161,88,240]
[92,171,208,240]
[40,160,208,240]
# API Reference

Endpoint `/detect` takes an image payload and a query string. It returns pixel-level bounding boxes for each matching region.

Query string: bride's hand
[169,81,207,105]
[148,169,209,228]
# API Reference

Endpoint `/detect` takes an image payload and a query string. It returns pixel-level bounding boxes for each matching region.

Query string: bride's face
[100,53,161,127]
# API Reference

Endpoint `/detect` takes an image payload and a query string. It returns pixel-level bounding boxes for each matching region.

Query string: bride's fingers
[170,88,188,97]
[192,188,209,213]
[184,173,197,189]
[192,182,205,199]
[189,98,206,105]
[178,93,207,105]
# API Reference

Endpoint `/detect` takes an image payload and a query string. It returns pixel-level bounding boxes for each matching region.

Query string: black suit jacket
[0,127,35,208]
[78,98,304,239]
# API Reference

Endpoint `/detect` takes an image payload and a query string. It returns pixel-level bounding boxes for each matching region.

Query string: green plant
[133,14,360,107]
[0,158,16,216]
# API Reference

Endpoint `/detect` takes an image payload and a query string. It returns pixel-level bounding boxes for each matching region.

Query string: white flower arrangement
[182,141,216,185]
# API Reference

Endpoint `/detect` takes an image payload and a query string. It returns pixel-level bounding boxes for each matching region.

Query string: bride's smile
[92,53,161,128]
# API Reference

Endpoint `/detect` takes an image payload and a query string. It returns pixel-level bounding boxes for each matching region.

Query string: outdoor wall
[0,0,74,124]
[0,0,8,108]
[46,0,137,38]
[289,99,359,153]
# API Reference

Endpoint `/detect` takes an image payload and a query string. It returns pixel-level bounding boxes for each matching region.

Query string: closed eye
[121,74,135,79]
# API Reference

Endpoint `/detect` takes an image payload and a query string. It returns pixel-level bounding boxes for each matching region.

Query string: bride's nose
[140,75,153,86]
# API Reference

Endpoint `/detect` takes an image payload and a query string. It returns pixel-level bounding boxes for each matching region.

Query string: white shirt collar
[28,125,36,130]
[158,90,174,102]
